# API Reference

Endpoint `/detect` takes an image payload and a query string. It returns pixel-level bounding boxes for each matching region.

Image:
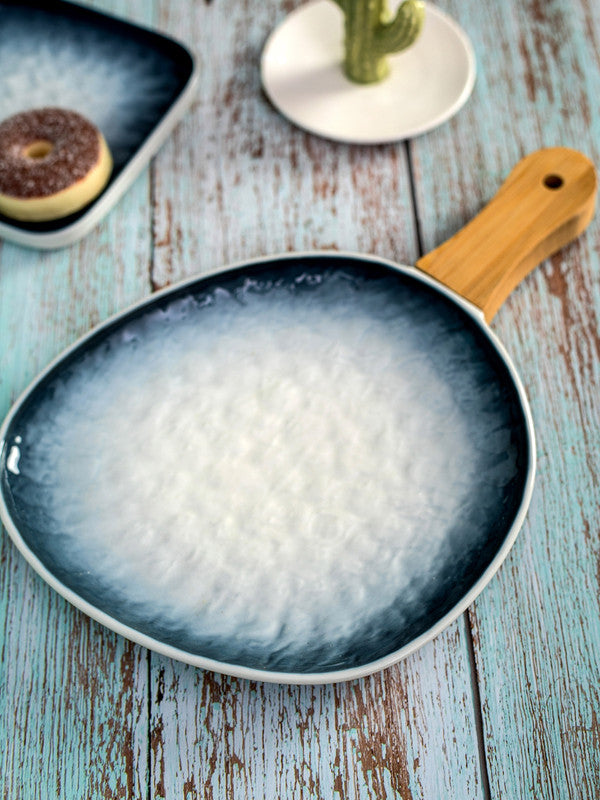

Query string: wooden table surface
[1,0,599,797]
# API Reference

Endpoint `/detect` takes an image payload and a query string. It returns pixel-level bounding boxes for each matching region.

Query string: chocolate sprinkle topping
[0,108,101,198]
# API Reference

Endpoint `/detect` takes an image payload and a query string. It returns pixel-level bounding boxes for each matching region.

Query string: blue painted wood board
[1,0,599,797]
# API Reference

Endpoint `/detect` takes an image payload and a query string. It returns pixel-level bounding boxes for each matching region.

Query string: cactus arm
[337,0,424,83]
[373,0,425,55]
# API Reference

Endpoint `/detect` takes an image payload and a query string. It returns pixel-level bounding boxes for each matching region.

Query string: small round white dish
[261,0,476,144]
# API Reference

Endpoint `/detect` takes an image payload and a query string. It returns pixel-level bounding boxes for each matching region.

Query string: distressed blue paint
[1,0,599,797]
[412,0,600,796]
[0,3,157,799]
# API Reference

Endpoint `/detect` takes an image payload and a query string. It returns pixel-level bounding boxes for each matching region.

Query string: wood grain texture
[416,147,597,320]
[151,3,422,286]
[0,186,155,800]
[0,3,156,798]
[0,190,155,800]
[411,0,600,796]
[149,623,483,800]
[1,0,599,797]
[148,0,484,798]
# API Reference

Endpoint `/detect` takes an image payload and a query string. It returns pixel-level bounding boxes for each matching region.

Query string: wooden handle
[415,148,597,321]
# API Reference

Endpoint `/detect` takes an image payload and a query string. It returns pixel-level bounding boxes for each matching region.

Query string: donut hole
[23,140,54,160]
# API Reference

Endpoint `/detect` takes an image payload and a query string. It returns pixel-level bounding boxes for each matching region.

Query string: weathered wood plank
[150,622,483,800]
[411,0,600,796]
[148,1,485,798]
[0,179,154,800]
[3,0,599,796]
[0,2,158,796]
[152,0,422,285]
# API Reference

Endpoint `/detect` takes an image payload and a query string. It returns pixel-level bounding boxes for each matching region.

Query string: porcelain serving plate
[0,254,534,683]
[0,148,595,684]
[0,0,198,248]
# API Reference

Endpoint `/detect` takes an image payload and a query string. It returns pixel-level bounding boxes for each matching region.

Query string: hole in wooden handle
[543,174,564,190]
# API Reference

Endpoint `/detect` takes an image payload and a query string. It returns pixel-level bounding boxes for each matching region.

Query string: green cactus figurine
[331,0,425,84]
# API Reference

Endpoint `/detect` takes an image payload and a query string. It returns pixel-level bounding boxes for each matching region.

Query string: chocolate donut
[0,108,112,222]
